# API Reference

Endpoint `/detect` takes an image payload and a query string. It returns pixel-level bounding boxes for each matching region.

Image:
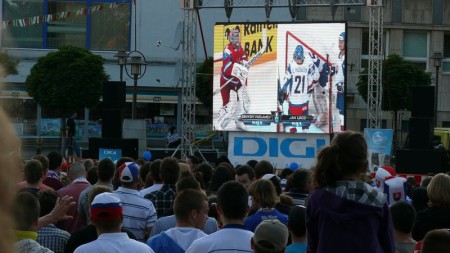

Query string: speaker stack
[396,86,448,174]
[84,82,133,160]
[102,81,125,138]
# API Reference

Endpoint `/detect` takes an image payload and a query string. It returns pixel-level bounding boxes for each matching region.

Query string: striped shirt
[114,187,157,241]
[37,224,70,253]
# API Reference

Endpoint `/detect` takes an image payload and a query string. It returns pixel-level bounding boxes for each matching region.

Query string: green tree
[356,54,432,145]
[0,51,18,76]
[26,46,109,112]
[195,57,213,108]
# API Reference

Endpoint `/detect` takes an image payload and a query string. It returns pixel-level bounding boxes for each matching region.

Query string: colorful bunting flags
[1,3,119,29]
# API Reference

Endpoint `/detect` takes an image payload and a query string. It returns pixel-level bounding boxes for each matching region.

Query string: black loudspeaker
[103,81,126,109]
[411,86,434,118]
[396,149,448,174]
[102,108,123,138]
[409,117,432,149]
[88,138,139,160]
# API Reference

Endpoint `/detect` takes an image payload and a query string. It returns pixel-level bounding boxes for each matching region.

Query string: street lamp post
[124,51,147,119]
[114,50,128,82]
[430,52,445,127]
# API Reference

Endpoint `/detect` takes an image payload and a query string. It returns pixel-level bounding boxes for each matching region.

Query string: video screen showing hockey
[212,22,346,134]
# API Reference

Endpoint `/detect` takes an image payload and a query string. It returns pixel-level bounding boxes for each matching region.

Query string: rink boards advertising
[213,22,347,134]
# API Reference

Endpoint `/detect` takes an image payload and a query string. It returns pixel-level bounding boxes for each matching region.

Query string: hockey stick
[213,29,267,96]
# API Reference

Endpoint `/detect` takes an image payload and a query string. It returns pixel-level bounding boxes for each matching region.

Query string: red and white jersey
[220,43,248,85]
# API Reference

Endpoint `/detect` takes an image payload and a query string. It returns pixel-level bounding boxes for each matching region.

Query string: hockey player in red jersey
[215,26,249,130]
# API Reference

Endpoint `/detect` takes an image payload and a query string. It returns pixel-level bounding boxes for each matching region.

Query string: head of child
[312,131,368,188]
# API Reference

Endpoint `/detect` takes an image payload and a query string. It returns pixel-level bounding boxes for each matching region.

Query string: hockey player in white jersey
[280,45,319,132]
[335,32,346,131]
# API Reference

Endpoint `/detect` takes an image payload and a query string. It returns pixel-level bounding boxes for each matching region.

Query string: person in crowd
[83,159,95,172]
[235,164,255,190]
[197,163,213,190]
[13,192,53,253]
[43,151,65,191]
[186,181,253,253]
[390,201,417,253]
[284,168,312,206]
[115,162,157,241]
[420,229,450,253]
[57,162,91,233]
[186,155,201,172]
[18,159,44,195]
[412,173,450,241]
[411,176,432,212]
[149,175,219,237]
[214,155,232,168]
[147,189,209,253]
[166,126,181,148]
[65,111,80,157]
[37,190,70,253]
[245,179,288,231]
[73,192,154,253]
[246,159,258,169]
[112,157,135,190]
[260,174,293,215]
[251,219,289,253]
[145,157,180,217]
[17,155,53,192]
[78,158,115,225]
[286,206,307,253]
[306,131,395,253]
[140,159,163,196]
[279,168,294,190]
[138,161,152,189]
[208,163,235,194]
[86,166,98,185]
[254,160,274,180]
[65,186,137,253]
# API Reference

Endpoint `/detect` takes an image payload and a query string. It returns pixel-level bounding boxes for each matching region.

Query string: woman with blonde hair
[412,173,450,241]
[244,179,288,232]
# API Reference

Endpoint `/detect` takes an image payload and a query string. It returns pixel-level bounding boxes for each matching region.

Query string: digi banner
[228,131,330,169]
[364,128,394,172]
[213,22,347,134]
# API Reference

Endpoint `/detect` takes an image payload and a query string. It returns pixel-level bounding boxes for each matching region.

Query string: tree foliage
[196,57,213,108]
[0,51,18,76]
[26,46,109,112]
[356,54,432,111]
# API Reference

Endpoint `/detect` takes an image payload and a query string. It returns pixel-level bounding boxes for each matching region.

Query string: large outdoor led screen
[212,22,346,134]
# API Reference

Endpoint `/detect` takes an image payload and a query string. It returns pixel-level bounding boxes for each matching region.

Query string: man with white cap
[74,192,154,253]
[114,162,157,242]
[251,219,289,253]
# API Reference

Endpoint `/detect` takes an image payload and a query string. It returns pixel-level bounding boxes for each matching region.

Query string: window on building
[361,29,388,70]
[1,0,131,50]
[443,33,450,74]
[403,31,428,70]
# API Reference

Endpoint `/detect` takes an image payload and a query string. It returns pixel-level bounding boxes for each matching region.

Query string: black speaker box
[396,149,448,174]
[103,81,126,109]
[102,108,123,138]
[88,138,138,160]
[411,86,435,118]
[409,117,433,149]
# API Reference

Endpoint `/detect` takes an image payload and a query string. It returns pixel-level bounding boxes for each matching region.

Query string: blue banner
[364,128,394,172]
[99,148,122,162]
